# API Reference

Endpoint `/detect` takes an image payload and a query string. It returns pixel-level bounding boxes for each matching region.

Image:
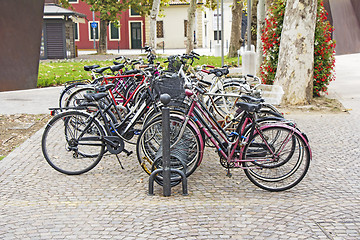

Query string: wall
[329,0,360,55]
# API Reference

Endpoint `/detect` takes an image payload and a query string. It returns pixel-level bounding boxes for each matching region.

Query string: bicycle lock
[148,94,188,196]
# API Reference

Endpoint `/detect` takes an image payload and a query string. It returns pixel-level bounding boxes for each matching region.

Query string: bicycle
[136,84,311,191]
[42,85,133,175]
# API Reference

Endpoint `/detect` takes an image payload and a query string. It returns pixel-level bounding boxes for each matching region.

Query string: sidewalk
[77,48,217,56]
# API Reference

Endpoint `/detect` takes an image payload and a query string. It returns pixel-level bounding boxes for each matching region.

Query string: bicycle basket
[153,74,185,102]
[167,59,182,72]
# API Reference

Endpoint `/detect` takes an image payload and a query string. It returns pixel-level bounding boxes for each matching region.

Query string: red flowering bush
[259,0,336,96]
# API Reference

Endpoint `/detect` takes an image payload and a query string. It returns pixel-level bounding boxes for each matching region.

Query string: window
[89,21,99,40]
[156,21,163,38]
[130,8,140,16]
[214,30,221,40]
[68,0,79,3]
[184,20,188,37]
[74,22,79,41]
[109,22,120,40]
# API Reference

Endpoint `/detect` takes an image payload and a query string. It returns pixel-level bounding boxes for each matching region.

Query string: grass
[38,60,114,88]
[37,55,241,87]
[0,156,4,161]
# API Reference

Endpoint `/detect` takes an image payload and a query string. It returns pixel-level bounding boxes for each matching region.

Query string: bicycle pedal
[123,149,133,156]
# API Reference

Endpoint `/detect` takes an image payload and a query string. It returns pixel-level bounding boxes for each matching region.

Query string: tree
[60,0,151,54]
[149,0,161,50]
[186,0,197,54]
[256,0,265,74]
[227,0,244,58]
[259,0,335,98]
[274,0,318,104]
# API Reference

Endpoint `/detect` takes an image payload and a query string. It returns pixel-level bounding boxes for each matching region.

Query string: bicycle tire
[59,82,89,108]
[136,115,203,183]
[65,87,95,108]
[42,111,105,175]
[242,125,310,191]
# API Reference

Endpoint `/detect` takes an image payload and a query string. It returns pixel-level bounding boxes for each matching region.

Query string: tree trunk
[274,0,317,105]
[186,0,196,54]
[227,0,243,58]
[265,0,272,11]
[149,0,161,52]
[256,0,265,74]
[251,0,258,46]
[98,19,108,54]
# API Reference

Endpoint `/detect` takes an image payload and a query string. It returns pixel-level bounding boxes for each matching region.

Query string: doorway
[130,22,142,49]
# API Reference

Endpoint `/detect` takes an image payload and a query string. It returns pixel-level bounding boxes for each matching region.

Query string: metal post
[92,11,96,50]
[247,0,252,51]
[217,0,219,44]
[148,94,188,196]
[221,0,224,66]
[161,94,171,197]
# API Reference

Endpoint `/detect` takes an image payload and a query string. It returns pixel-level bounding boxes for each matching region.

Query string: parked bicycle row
[41,47,311,192]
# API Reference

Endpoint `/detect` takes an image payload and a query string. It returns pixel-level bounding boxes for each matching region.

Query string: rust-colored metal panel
[329,0,360,55]
[351,0,360,26]
[0,0,45,92]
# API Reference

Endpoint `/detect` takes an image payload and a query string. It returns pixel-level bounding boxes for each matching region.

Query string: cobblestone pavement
[1,111,359,239]
[1,54,360,239]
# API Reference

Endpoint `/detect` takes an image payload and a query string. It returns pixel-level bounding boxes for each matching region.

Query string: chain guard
[105,136,124,154]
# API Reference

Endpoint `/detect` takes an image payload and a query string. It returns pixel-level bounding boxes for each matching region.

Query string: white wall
[203,1,232,53]
[158,5,188,49]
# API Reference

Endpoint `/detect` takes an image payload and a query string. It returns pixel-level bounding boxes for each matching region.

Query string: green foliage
[259,0,285,84]
[313,0,336,96]
[259,0,336,96]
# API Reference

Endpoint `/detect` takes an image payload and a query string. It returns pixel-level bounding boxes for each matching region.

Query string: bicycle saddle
[110,64,125,72]
[95,84,115,92]
[94,66,110,74]
[84,92,108,101]
[84,65,100,71]
[210,68,229,77]
[236,102,262,113]
[240,95,265,103]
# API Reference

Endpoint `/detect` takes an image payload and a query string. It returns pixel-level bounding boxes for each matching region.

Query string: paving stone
[1,94,360,239]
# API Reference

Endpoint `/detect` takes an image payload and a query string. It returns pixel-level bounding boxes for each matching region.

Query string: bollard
[148,94,188,196]
[161,94,171,196]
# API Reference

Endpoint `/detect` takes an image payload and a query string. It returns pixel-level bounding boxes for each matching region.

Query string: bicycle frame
[176,89,311,169]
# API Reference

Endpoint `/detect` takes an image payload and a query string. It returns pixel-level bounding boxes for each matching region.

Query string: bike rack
[148,94,188,196]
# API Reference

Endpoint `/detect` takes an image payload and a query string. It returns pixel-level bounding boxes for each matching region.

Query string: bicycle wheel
[59,82,89,108]
[136,115,202,184]
[65,87,95,108]
[42,111,105,175]
[242,125,310,191]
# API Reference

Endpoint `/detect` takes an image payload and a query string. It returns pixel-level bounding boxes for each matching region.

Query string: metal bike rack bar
[148,94,188,196]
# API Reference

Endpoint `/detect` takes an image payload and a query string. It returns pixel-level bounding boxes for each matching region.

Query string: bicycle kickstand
[115,154,125,169]
[226,165,232,178]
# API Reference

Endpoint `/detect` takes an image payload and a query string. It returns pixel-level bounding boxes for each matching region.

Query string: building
[144,0,233,52]
[42,3,85,59]
[67,0,146,50]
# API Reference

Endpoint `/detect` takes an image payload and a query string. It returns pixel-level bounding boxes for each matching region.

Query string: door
[130,22,142,49]
[45,22,66,59]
